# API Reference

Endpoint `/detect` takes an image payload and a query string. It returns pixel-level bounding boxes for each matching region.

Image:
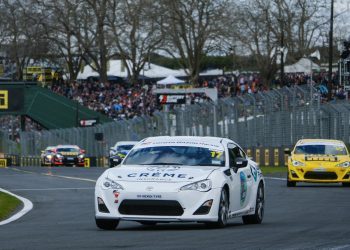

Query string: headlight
[78,154,85,159]
[337,161,350,168]
[102,178,124,190]
[56,154,63,159]
[292,160,305,167]
[180,179,212,192]
[46,155,52,159]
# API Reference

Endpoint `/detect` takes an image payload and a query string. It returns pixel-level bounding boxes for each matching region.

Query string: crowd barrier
[1,148,290,167]
[0,155,108,167]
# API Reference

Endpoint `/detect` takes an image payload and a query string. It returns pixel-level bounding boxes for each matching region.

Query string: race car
[40,146,56,166]
[52,145,85,167]
[95,136,265,230]
[285,139,350,187]
[109,141,138,167]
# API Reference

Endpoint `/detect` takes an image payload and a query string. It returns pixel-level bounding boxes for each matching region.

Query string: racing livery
[52,145,85,167]
[40,146,56,166]
[286,139,350,187]
[109,141,138,168]
[95,136,265,230]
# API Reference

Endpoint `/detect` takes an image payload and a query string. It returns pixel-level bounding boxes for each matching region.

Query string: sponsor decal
[146,166,180,171]
[137,194,162,199]
[60,152,78,156]
[127,172,187,178]
[250,166,258,182]
[157,94,186,105]
[240,172,247,206]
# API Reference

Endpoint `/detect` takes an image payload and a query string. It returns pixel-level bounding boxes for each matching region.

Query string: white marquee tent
[77,60,183,80]
[284,58,320,73]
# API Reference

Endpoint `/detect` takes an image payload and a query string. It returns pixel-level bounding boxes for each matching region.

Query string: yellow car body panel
[287,139,350,183]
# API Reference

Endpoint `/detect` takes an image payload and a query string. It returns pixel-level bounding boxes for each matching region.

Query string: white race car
[95,136,265,230]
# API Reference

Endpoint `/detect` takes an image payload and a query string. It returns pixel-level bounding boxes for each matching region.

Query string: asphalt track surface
[0,167,349,250]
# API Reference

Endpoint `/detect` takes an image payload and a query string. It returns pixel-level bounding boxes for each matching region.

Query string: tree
[107,0,164,85]
[35,0,86,82]
[161,0,230,84]
[72,0,114,83]
[230,0,328,87]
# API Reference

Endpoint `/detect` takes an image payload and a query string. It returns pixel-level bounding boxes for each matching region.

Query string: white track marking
[0,188,33,226]
[42,173,96,183]
[265,177,286,181]
[330,245,350,250]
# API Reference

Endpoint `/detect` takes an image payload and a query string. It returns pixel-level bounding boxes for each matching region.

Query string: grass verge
[260,166,287,175]
[0,191,22,221]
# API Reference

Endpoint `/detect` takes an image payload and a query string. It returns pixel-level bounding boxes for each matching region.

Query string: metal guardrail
[3,84,350,163]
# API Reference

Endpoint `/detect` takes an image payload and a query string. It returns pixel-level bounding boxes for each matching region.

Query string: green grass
[260,166,287,174]
[0,192,22,221]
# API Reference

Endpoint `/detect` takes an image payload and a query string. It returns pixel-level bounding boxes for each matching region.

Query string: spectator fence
[8,84,350,163]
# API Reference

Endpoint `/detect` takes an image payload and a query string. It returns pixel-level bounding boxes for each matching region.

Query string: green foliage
[0,192,21,221]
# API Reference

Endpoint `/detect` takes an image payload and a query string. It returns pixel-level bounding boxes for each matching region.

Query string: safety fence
[2,84,350,166]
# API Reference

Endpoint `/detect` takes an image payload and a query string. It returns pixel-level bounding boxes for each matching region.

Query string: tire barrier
[244,147,291,167]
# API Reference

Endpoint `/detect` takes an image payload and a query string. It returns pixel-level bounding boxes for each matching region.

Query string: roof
[56,145,80,149]
[296,139,346,146]
[137,136,230,150]
[115,141,139,146]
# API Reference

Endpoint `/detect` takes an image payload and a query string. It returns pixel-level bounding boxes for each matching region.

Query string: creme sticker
[212,160,221,165]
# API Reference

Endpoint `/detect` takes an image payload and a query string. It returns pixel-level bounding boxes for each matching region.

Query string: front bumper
[288,165,350,183]
[95,185,222,222]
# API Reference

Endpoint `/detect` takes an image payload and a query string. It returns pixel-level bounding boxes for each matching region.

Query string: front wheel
[206,188,229,228]
[242,182,264,224]
[95,218,119,230]
[287,173,296,187]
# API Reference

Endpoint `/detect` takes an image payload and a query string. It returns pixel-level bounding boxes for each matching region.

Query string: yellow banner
[0,159,7,167]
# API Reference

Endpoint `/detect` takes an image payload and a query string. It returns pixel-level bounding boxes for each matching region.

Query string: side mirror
[235,157,248,168]
[284,148,291,156]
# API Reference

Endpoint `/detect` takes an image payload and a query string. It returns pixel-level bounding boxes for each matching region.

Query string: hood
[107,165,220,183]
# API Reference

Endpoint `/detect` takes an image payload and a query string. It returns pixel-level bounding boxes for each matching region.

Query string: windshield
[294,144,347,155]
[123,146,225,166]
[57,147,80,153]
[117,145,134,152]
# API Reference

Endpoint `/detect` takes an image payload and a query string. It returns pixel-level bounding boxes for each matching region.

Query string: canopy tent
[157,75,185,85]
[284,58,320,73]
[77,60,183,80]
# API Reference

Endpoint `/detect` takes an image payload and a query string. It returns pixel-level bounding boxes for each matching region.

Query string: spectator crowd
[0,70,347,137]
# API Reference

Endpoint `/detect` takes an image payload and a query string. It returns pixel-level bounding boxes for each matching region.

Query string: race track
[0,167,349,250]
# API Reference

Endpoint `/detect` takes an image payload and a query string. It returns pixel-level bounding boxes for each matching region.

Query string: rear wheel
[95,218,119,230]
[342,182,350,187]
[242,183,264,224]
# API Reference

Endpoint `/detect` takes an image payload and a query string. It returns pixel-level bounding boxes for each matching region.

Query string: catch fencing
[4,84,350,161]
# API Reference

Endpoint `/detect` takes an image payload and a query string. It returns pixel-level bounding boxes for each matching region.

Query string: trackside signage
[0,88,24,111]
[157,94,186,105]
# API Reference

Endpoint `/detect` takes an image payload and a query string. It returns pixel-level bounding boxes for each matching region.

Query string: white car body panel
[95,136,264,224]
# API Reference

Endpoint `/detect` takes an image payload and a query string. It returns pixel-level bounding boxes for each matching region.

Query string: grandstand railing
[11,84,350,159]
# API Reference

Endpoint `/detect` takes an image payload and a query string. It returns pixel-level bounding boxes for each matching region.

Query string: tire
[242,183,264,224]
[95,218,119,230]
[287,173,296,187]
[139,221,157,226]
[342,182,350,187]
[206,188,229,228]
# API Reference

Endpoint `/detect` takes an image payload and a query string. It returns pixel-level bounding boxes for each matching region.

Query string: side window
[228,144,245,166]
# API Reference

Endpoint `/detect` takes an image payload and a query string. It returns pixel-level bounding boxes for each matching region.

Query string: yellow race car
[285,139,350,187]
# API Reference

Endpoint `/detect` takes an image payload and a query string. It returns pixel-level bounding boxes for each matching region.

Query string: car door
[227,143,253,211]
